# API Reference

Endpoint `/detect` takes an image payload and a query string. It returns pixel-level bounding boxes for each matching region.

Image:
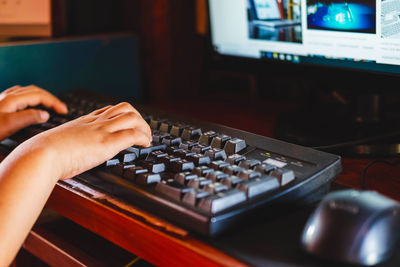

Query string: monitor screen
[208,0,400,75]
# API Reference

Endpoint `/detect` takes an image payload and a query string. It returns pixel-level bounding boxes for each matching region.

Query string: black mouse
[301,189,400,266]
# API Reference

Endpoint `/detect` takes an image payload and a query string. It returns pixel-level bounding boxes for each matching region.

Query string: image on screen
[307,0,376,33]
[248,0,302,43]
[381,0,400,38]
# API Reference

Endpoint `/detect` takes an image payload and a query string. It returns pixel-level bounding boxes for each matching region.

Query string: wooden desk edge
[46,181,247,267]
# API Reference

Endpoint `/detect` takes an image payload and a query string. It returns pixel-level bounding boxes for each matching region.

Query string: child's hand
[0,85,68,140]
[15,102,152,181]
[0,101,151,264]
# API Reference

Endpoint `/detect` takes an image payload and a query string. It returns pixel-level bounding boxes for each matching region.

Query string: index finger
[1,87,68,114]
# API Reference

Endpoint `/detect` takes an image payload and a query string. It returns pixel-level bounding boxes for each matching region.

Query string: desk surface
[41,166,399,267]
[6,96,400,266]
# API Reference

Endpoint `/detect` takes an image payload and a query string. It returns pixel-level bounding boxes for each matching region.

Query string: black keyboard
[1,92,342,236]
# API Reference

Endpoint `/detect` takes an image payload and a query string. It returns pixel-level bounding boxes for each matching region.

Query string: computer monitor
[208,0,400,156]
[209,0,400,74]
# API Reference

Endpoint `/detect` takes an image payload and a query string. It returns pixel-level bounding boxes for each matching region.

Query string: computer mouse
[301,189,400,266]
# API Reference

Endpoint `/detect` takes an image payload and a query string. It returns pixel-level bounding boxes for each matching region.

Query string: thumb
[3,109,49,135]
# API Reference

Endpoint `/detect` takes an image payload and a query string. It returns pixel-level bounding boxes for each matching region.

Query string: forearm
[0,143,58,265]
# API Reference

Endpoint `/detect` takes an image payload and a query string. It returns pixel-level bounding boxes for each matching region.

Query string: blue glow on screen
[308,3,375,32]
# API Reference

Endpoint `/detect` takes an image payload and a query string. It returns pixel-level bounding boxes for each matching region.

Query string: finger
[2,85,22,94]
[4,85,37,95]
[109,128,152,149]
[9,85,68,114]
[90,105,113,116]
[101,102,142,119]
[1,89,68,114]
[104,112,151,134]
[1,109,49,136]
[21,85,69,114]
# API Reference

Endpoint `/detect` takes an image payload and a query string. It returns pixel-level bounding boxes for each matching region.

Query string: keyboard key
[269,168,295,186]
[204,148,227,161]
[152,131,170,143]
[205,171,229,182]
[123,166,148,180]
[150,118,168,130]
[223,165,245,176]
[137,144,167,158]
[169,159,195,172]
[162,136,182,146]
[191,145,211,154]
[136,173,162,185]
[187,154,211,166]
[181,127,202,141]
[192,166,214,177]
[210,134,231,149]
[160,172,173,181]
[179,141,199,150]
[159,122,173,133]
[105,158,120,167]
[119,147,140,163]
[224,138,247,155]
[254,163,276,174]
[174,172,198,185]
[198,131,218,145]
[220,176,244,188]
[160,155,181,168]
[237,176,280,199]
[203,182,228,194]
[210,160,230,171]
[226,154,246,165]
[187,177,212,189]
[155,179,194,201]
[198,189,246,214]
[138,160,166,173]
[146,150,169,161]
[237,170,262,181]
[182,189,210,206]
[170,123,189,137]
[174,149,196,159]
[166,146,184,155]
[238,159,261,169]
[112,163,136,176]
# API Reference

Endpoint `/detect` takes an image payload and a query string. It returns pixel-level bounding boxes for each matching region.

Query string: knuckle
[25,84,41,91]
[125,111,138,120]
[119,102,134,111]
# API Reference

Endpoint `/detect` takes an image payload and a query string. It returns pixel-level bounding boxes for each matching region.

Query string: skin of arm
[0,86,152,265]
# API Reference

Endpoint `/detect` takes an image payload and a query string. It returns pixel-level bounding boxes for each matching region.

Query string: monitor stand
[275,93,400,157]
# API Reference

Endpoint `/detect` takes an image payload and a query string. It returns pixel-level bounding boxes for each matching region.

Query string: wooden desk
[17,157,399,266]
[22,179,244,266]
[7,96,400,266]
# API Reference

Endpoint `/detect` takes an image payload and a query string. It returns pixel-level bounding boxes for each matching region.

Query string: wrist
[9,137,61,183]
